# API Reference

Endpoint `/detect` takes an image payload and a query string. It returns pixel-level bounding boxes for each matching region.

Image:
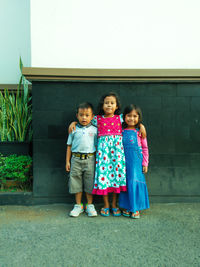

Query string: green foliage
[0,57,32,141]
[0,153,32,190]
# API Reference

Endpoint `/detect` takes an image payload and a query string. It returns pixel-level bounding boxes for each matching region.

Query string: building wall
[0,0,31,84]
[31,0,200,69]
[32,81,200,203]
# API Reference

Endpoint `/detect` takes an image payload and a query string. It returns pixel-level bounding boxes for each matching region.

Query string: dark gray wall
[32,81,200,203]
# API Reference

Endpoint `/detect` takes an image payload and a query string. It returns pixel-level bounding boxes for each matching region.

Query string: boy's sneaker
[85,204,97,217]
[69,204,84,217]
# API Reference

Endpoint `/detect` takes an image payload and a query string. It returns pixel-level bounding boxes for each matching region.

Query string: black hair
[97,92,121,115]
[122,104,142,129]
[76,102,94,114]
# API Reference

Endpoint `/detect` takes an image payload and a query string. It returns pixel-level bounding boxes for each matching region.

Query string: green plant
[0,58,32,141]
[0,153,32,190]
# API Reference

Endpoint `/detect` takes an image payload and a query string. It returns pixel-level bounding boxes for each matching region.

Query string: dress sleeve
[120,114,124,124]
[141,137,149,167]
[91,115,97,127]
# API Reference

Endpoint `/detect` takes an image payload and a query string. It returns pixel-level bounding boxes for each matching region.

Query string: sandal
[122,210,130,217]
[100,208,110,217]
[111,208,121,217]
[131,211,140,219]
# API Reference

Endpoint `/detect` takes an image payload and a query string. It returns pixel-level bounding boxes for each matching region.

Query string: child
[92,92,126,216]
[66,102,98,217]
[69,93,146,217]
[119,104,149,219]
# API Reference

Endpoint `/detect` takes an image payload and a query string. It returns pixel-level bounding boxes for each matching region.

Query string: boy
[66,102,97,217]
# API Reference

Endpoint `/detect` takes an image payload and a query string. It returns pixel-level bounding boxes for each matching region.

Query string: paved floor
[0,203,200,267]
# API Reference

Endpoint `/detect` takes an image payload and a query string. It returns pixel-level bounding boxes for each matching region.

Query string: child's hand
[66,162,71,172]
[68,121,77,133]
[143,166,148,173]
[139,124,146,139]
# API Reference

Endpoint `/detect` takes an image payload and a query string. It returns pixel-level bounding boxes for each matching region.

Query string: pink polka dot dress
[92,115,127,195]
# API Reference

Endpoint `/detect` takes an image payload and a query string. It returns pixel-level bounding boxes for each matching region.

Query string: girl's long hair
[122,104,142,129]
[97,92,121,115]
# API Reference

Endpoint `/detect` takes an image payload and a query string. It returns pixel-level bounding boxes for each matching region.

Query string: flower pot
[3,179,19,188]
[0,142,32,156]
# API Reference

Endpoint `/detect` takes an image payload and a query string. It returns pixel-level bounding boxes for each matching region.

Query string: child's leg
[83,156,95,205]
[85,193,97,216]
[85,192,93,204]
[111,193,121,215]
[100,195,110,216]
[112,193,117,208]
[103,195,109,208]
[75,192,83,205]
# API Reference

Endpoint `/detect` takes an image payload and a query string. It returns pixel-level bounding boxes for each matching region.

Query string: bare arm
[68,121,77,133]
[66,145,72,172]
[143,166,148,173]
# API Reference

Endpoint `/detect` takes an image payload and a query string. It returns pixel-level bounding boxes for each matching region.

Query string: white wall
[31,0,200,69]
[0,0,31,83]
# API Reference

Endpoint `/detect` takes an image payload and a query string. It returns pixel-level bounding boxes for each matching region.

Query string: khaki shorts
[69,155,95,194]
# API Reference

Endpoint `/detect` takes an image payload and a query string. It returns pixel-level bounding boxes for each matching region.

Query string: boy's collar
[77,122,92,128]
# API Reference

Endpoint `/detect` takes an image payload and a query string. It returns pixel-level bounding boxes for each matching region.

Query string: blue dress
[119,129,150,213]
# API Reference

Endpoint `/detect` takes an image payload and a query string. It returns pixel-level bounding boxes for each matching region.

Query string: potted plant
[0,58,32,155]
[0,153,32,191]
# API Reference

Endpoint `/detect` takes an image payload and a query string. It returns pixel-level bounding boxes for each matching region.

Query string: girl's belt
[72,152,95,160]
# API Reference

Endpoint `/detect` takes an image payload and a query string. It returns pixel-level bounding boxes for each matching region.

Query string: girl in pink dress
[92,92,126,216]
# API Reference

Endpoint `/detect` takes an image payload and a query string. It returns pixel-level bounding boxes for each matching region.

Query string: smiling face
[103,96,118,117]
[125,109,140,129]
[76,108,93,126]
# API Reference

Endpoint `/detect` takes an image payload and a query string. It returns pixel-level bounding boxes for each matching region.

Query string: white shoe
[69,204,84,217]
[85,204,97,217]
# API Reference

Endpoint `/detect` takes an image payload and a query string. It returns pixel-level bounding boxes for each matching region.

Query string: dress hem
[92,186,127,195]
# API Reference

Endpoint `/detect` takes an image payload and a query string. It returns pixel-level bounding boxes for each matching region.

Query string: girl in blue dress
[119,104,149,219]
